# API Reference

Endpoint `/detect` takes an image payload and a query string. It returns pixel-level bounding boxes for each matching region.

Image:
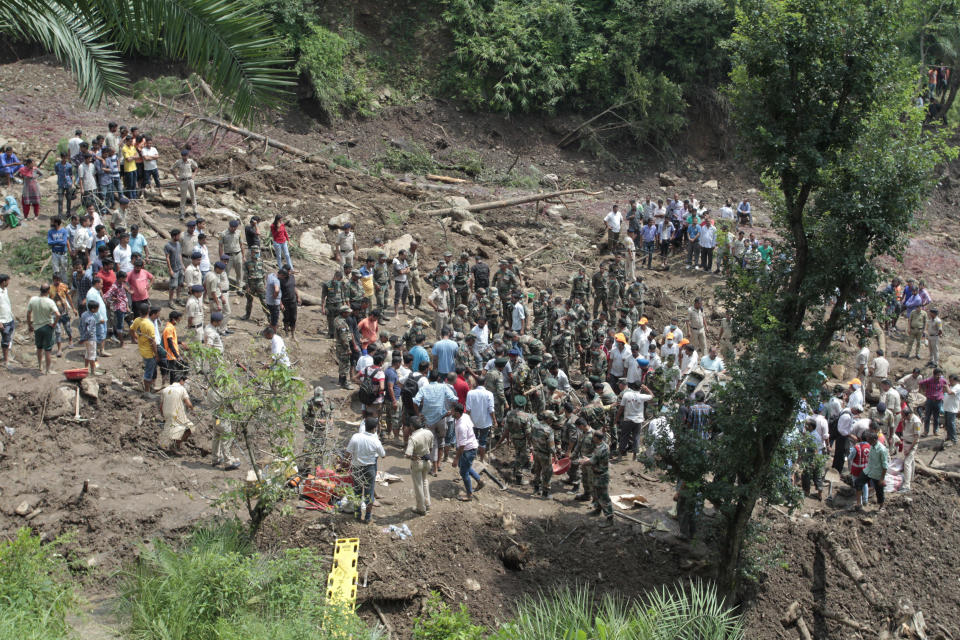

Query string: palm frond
[0,0,126,105]
[91,0,295,121]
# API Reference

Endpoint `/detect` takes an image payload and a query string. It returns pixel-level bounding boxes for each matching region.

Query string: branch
[420,189,600,216]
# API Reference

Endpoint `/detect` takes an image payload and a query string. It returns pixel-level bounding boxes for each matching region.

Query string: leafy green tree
[1,0,293,121]
[655,0,954,597]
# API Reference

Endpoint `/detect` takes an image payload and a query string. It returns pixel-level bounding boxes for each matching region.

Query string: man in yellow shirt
[130,305,159,392]
[120,134,140,199]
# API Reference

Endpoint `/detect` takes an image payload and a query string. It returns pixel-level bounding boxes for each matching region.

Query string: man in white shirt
[680,344,699,376]
[451,403,484,501]
[700,347,725,372]
[159,376,193,451]
[631,318,651,357]
[465,380,496,461]
[603,204,623,252]
[615,381,654,459]
[510,292,526,334]
[113,232,134,274]
[855,341,871,378]
[832,406,859,473]
[67,129,84,158]
[608,334,632,384]
[0,274,14,367]
[698,220,717,272]
[470,318,490,358]
[847,379,864,411]
[346,417,386,522]
[263,326,290,367]
[719,201,735,221]
[943,373,960,445]
[140,137,161,195]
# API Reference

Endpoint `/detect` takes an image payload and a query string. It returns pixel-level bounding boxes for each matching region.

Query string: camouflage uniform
[529,419,555,495]
[518,334,545,356]
[587,347,608,379]
[566,421,585,485]
[345,279,366,309]
[452,259,471,306]
[626,280,646,317]
[578,426,598,501]
[525,365,546,415]
[570,273,590,303]
[591,268,607,319]
[484,366,507,423]
[504,408,535,483]
[243,252,266,319]
[321,277,346,338]
[373,260,391,311]
[533,295,549,342]
[403,321,427,351]
[492,267,519,317]
[334,312,353,383]
[451,308,469,336]
[605,277,622,318]
[485,290,502,335]
[576,319,594,369]
[588,438,613,519]
[300,391,329,473]
[550,327,574,373]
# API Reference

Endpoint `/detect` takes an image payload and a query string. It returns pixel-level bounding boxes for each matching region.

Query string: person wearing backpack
[358,351,386,418]
[471,255,490,293]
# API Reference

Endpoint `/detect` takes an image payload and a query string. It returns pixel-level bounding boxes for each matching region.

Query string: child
[80,300,99,375]
[105,270,130,348]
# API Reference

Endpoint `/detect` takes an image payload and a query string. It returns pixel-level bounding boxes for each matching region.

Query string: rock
[25,508,42,521]
[465,578,481,592]
[747,188,758,194]
[85,556,98,569]
[658,172,680,187]
[383,233,414,257]
[456,220,484,236]
[496,230,518,249]
[299,230,334,260]
[540,173,559,188]
[45,386,77,419]
[80,378,99,400]
[443,196,471,209]
[255,164,275,172]
[327,212,354,229]
[131,456,145,464]
[449,208,477,223]
[544,204,567,219]
[15,501,31,516]
[702,179,719,189]
[217,192,246,211]
[150,192,181,208]
[206,207,240,221]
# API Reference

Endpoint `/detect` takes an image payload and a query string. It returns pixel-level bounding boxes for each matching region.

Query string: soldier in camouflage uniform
[530,413,556,497]
[550,316,575,373]
[373,254,391,315]
[485,288,502,335]
[605,265,622,319]
[523,354,546,415]
[570,267,590,304]
[485,357,508,424]
[242,245,266,321]
[591,263,608,319]
[492,260,519,318]
[320,269,346,338]
[403,318,428,351]
[586,340,608,379]
[300,386,329,474]
[563,411,585,490]
[457,334,480,378]
[625,277,646,318]
[573,419,596,501]
[451,304,470,336]
[334,305,356,389]
[533,290,549,342]
[518,333,545,357]
[576,313,594,370]
[499,394,535,484]
[345,270,366,309]
[580,430,614,526]
[452,252,471,307]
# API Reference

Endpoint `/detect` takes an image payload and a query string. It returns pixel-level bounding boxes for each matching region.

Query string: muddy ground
[2,57,960,638]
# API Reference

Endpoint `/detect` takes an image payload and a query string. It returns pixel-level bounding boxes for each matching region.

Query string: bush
[118,521,380,640]
[377,142,437,174]
[296,25,374,118]
[10,236,51,277]
[413,593,485,640]
[0,529,76,640]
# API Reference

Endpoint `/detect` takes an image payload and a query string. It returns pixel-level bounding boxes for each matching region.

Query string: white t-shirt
[511,301,526,331]
[621,390,653,422]
[604,211,623,233]
[113,244,133,274]
[270,334,290,367]
[355,353,373,374]
[346,431,385,466]
[141,146,159,171]
[465,387,495,429]
[470,324,489,349]
[944,383,960,414]
[719,206,735,220]
[609,344,633,377]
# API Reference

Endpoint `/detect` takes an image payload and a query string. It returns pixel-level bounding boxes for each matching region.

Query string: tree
[0,0,293,121]
[655,0,954,597]
[192,344,306,536]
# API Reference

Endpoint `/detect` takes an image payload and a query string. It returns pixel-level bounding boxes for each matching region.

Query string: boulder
[327,212,354,229]
[702,179,719,189]
[496,229,518,249]
[217,192,246,211]
[456,220,484,236]
[15,501,31,516]
[443,195,471,209]
[658,172,681,187]
[256,164,275,172]
[383,233,414,257]
[449,208,477,223]
[45,386,77,419]
[299,228,334,260]
[540,173,560,188]
[544,204,567,219]
[206,207,240,221]
[80,378,99,401]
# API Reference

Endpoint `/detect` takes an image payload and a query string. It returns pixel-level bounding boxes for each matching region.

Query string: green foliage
[0,529,76,640]
[130,75,185,99]
[491,583,743,640]
[332,154,361,169]
[377,142,438,174]
[10,236,52,277]
[0,0,292,120]
[413,593,485,640]
[444,148,484,176]
[296,25,375,118]
[118,521,379,640]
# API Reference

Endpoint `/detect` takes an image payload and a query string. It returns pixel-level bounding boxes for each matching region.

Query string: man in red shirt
[96,259,116,296]
[127,257,154,317]
[357,309,380,351]
[453,366,470,406]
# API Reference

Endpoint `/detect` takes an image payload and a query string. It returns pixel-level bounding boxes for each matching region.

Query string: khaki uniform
[929,316,943,365]
[219,229,244,288]
[405,427,434,513]
[688,306,707,354]
[217,269,231,330]
[408,248,422,300]
[336,230,356,270]
[171,158,198,218]
[906,311,926,357]
[428,287,451,336]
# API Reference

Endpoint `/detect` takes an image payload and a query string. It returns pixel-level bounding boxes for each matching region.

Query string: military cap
[339,304,351,312]
[210,312,224,322]
[514,394,527,407]
[214,261,226,269]
[526,354,543,364]
[540,410,557,422]
[544,376,559,389]
[494,357,508,366]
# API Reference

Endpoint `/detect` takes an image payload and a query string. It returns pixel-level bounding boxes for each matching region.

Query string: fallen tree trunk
[425,174,469,184]
[916,460,960,480]
[146,99,315,159]
[813,531,888,612]
[420,189,601,217]
[812,605,874,633]
[780,601,813,640]
[138,209,170,240]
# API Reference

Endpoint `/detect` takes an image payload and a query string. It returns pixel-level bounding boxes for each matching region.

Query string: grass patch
[10,236,52,278]
[0,529,77,640]
[332,154,361,169]
[118,521,380,640]
[377,142,437,175]
[413,593,485,640]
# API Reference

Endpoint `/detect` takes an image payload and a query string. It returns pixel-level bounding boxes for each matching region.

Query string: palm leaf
[0,0,126,105]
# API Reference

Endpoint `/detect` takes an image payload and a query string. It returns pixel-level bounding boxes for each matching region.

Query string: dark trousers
[700,247,714,271]
[831,435,849,473]
[924,398,942,434]
[854,474,884,505]
[618,419,641,455]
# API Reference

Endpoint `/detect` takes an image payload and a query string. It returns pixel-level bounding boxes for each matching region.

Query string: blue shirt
[47,228,69,254]
[687,224,700,241]
[54,161,74,188]
[432,338,458,374]
[411,345,429,374]
[265,273,281,305]
[79,311,98,342]
[0,152,21,176]
[85,288,107,323]
[413,381,457,426]
[385,366,400,399]
[129,234,147,257]
[641,225,658,243]
[103,155,120,179]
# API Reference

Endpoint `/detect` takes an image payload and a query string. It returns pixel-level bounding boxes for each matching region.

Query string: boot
[598,517,614,528]
[574,493,590,501]
[415,294,422,309]
[589,507,602,516]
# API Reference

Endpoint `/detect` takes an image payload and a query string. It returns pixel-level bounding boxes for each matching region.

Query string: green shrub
[332,154,361,169]
[413,593,485,640]
[0,529,77,640]
[10,236,51,277]
[296,25,374,118]
[118,521,380,640]
[130,75,185,99]
[377,142,437,174]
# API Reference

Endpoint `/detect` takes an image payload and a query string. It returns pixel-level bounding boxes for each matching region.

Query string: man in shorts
[0,274,14,367]
[26,283,61,374]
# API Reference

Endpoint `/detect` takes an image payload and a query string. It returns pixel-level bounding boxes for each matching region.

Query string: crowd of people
[0,122,953,530]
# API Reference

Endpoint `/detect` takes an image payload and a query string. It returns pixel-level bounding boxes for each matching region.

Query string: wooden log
[421,189,601,217]
[138,209,170,240]
[917,460,960,480]
[780,602,813,640]
[521,241,553,262]
[425,174,469,184]
[814,532,888,612]
[812,605,874,633]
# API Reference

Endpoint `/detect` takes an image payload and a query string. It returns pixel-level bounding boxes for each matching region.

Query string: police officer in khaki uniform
[218,219,245,289]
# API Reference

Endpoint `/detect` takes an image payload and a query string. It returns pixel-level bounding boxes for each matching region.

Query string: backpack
[472,263,490,289]
[401,373,423,403]
[357,367,378,405]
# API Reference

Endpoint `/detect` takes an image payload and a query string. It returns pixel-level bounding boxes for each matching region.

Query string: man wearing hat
[204,310,225,353]
[203,261,223,319]
[405,240,422,309]
[185,284,205,341]
[427,277,452,337]
[320,268,346,338]
[530,412,556,498]
[579,430,614,526]
[242,244,266,321]
[492,260,519,318]
[927,308,943,367]
[346,269,366,309]
[485,356,508,424]
[496,394,534,484]
[335,222,356,271]
[185,250,203,292]
[334,305,357,389]
[373,252,391,317]
[218,219,245,290]
[451,251,470,306]
[181,218,199,262]
[171,148,199,220]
